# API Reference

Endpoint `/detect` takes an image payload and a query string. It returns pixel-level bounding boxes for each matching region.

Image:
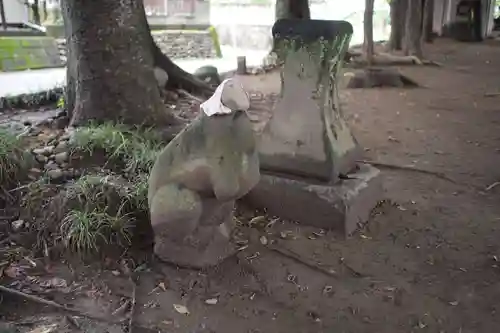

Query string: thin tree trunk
[403,0,423,58]
[388,0,406,51]
[60,0,75,121]
[364,0,375,66]
[0,0,7,30]
[62,0,179,128]
[275,0,310,21]
[42,0,47,22]
[422,0,435,43]
[31,0,41,25]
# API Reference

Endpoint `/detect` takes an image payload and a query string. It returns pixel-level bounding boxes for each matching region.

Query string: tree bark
[403,0,423,58]
[422,0,435,43]
[0,0,7,30]
[60,0,76,121]
[275,0,310,21]
[388,0,406,51]
[62,0,179,128]
[31,0,41,25]
[364,0,375,66]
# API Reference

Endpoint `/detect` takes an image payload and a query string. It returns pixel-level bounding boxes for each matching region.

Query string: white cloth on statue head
[201,78,250,117]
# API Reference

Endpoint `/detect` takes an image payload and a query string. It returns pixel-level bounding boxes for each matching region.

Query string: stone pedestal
[244,164,382,236]
[245,19,383,235]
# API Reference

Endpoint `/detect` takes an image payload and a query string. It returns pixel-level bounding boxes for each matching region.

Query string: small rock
[29,167,42,175]
[56,109,68,118]
[29,127,43,136]
[45,161,59,171]
[55,141,68,152]
[47,168,64,180]
[62,169,74,178]
[205,298,218,305]
[54,152,69,164]
[32,148,46,155]
[35,154,48,163]
[34,146,55,156]
[44,145,55,155]
[51,117,68,130]
[11,219,24,231]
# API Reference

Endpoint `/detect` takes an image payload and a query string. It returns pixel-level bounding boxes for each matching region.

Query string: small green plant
[57,96,65,109]
[0,129,30,191]
[70,122,163,174]
[61,207,133,255]
[129,173,149,212]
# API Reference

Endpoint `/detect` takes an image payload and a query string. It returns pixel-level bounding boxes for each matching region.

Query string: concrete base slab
[243,164,383,236]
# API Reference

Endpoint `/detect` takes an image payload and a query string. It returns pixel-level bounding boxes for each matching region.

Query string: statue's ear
[220,80,250,112]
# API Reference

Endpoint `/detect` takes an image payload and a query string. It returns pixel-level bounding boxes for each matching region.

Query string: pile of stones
[30,133,79,181]
[56,30,217,64]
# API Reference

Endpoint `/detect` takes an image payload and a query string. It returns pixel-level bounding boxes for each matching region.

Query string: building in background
[143,0,209,27]
[1,0,30,25]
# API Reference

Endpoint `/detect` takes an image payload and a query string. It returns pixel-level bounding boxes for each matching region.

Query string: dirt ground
[1,38,500,333]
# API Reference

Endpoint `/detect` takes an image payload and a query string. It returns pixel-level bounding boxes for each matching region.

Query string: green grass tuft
[0,129,30,193]
[69,122,163,175]
[55,173,149,256]
[61,208,133,255]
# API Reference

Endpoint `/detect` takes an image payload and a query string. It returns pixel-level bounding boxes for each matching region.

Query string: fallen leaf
[449,301,459,306]
[158,282,168,291]
[205,298,218,305]
[259,236,268,245]
[248,216,266,227]
[28,324,58,333]
[112,300,131,316]
[4,264,24,279]
[111,270,121,276]
[322,285,333,294]
[237,245,248,251]
[173,304,190,315]
[38,277,68,289]
[161,320,173,325]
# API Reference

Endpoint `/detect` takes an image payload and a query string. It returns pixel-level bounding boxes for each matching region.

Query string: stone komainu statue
[148,79,260,269]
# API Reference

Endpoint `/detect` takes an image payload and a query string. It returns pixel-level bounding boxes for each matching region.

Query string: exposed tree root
[347,48,442,68]
[127,277,137,333]
[0,285,119,324]
[358,159,459,184]
[152,43,215,98]
[267,243,339,278]
[345,67,420,89]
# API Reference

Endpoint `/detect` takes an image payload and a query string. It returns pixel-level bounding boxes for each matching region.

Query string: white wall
[433,0,495,38]
[3,0,30,23]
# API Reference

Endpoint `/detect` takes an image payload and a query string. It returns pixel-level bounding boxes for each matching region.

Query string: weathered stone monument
[245,19,382,236]
[148,78,260,269]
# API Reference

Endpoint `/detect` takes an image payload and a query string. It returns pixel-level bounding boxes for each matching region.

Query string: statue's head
[200,78,250,118]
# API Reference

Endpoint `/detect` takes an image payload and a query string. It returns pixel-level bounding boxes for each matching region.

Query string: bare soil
[1,38,500,333]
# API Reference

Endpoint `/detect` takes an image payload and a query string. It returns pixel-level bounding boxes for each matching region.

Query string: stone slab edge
[242,164,384,237]
[0,36,64,72]
[152,26,222,58]
[0,87,64,111]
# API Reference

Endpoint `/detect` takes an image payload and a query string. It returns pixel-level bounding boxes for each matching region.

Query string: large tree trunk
[403,0,423,58]
[275,0,310,21]
[363,0,375,66]
[388,0,406,51]
[422,0,435,43]
[62,0,179,128]
[0,0,7,30]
